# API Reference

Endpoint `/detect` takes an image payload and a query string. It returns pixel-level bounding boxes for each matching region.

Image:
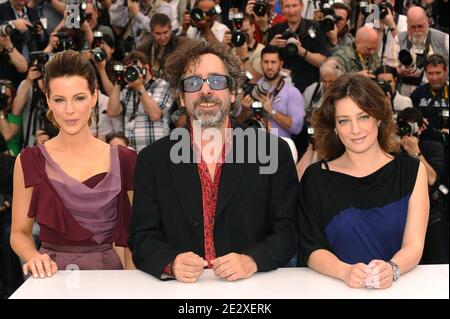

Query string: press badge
[308,27,316,39]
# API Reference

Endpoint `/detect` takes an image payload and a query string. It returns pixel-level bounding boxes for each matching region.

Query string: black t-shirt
[267,19,327,93]
[410,83,449,130]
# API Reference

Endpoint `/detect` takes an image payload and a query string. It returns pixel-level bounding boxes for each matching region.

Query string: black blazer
[129,121,299,279]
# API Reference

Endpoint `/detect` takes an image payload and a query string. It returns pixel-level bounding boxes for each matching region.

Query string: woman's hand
[23,253,58,278]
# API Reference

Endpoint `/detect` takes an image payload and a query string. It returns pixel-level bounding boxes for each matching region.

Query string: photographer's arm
[0,36,28,73]
[11,80,33,117]
[402,135,438,186]
[0,111,20,141]
[49,0,67,15]
[259,94,293,130]
[96,61,114,96]
[107,84,124,117]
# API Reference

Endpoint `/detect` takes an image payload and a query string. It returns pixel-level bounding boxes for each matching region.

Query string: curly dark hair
[312,73,400,161]
[165,41,245,97]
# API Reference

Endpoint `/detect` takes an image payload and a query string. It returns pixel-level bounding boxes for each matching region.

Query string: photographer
[0,0,49,59]
[228,13,265,81]
[0,33,28,88]
[241,46,305,139]
[410,54,449,137]
[267,0,327,93]
[313,1,354,56]
[361,0,407,67]
[110,0,172,50]
[397,106,448,264]
[397,6,449,96]
[245,0,287,44]
[333,26,381,77]
[181,0,228,44]
[107,51,172,152]
[137,13,191,79]
[11,57,59,147]
[0,80,21,156]
[398,107,444,186]
[374,65,413,112]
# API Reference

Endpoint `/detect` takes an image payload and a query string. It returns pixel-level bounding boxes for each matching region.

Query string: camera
[93,31,103,48]
[442,109,449,130]
[254,0,268,17]
[76,0,88,26]
[124,65,147,83]
[30,50,49,74]
[190,4,222,22]
[231,12,246,47]
[398,49,416,69]
[319,5,342,33]
[281,29,298,56]
[55,31,73,52]
[92,47,106,62]
[244,101,266,130]
[0,22,14,37]
[397,120,419,137]
[376,79,392,96]
[244,79,271,100]
[0,84,8,111]
[113,64,125,84]
[360,0,389,19]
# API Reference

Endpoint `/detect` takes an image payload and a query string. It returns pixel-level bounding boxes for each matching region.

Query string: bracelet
[303,50,308,58]
[5,46,14,54]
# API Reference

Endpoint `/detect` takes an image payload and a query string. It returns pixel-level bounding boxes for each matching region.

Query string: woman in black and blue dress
[299,74,429,289]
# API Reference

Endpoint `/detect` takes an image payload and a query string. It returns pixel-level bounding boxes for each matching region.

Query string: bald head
[407,6,429,38]
[355,27,379,59]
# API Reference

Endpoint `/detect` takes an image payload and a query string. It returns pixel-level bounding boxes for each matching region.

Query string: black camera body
[254,0,268,17]
[30,50,49,75]
[0,22,14,37]
[55,31,74,52]
[360,0,389,19]
[397,120,420,137]
[0,84,8,112]
[320,7,342,33]
[231,12,246,47]
[244,80,271,100]
[77,0,88,26]
[124,65,147,83]
[93,31,103,48]
[92,47,106,62]
[190,4,222,22]
[376,79,392,96]
[114,64,125,85]
[281,29,298,56]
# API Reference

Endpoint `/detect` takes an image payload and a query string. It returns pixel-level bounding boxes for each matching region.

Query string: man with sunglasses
[129,41,298,283]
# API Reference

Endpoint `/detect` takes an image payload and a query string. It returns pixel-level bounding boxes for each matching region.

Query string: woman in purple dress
[10,50,137,278]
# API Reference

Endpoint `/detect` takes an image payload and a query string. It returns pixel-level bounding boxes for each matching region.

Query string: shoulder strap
[320,159,330,171]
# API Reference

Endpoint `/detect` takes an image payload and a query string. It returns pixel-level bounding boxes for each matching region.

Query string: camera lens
[125,65,142,82]
[231,30,246,47]
[190,8,205,22]
[92,47,106,62]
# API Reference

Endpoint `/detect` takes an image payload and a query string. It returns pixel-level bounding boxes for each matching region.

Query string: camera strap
[406,32,432,68]
[270,78,285,103]
[427,83,449,109]
[309,82,322,109]
[380,13,400,67]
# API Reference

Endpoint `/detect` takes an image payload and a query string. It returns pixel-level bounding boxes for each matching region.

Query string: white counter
[10,265,449,299]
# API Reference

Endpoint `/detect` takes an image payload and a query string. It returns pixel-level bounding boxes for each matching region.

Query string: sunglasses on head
[180,74,232,93]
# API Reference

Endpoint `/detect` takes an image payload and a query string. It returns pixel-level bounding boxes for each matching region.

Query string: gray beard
[193,108,226,128]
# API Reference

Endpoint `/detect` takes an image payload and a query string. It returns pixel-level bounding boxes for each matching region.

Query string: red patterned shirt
[191,119,232,267]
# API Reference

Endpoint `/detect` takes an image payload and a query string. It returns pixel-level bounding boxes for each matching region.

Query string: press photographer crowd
[0,0,448,298]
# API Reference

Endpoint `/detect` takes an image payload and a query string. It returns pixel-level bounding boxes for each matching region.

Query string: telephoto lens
[254,0,268,17]
[0,23,14,37]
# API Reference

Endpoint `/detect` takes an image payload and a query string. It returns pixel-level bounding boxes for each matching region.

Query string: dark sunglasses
[180,75,232,93]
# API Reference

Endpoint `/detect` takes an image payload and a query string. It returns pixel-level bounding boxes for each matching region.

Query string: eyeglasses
[180,75,232,93]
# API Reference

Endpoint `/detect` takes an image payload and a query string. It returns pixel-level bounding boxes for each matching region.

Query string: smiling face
[334,96,381,155]
[180,53,235,129]
[46,75,97,135]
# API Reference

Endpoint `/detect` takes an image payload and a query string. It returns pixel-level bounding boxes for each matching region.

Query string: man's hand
[235,41,249,58]
[210,253,258,281]
[127,0,140,17]
[398,64,421,78]
[326,24,338,46]
[172,252,208,283]
[13,19,33,32]
[358,69,376,79]
[401,135,421,156]
[269,34,286,48]
[258,93,273,114]
[26,66,42,82]
[126,72,145,91]
[0,35,13,49]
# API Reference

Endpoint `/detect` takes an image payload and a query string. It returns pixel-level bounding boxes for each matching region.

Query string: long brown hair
[312,73,400,161]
